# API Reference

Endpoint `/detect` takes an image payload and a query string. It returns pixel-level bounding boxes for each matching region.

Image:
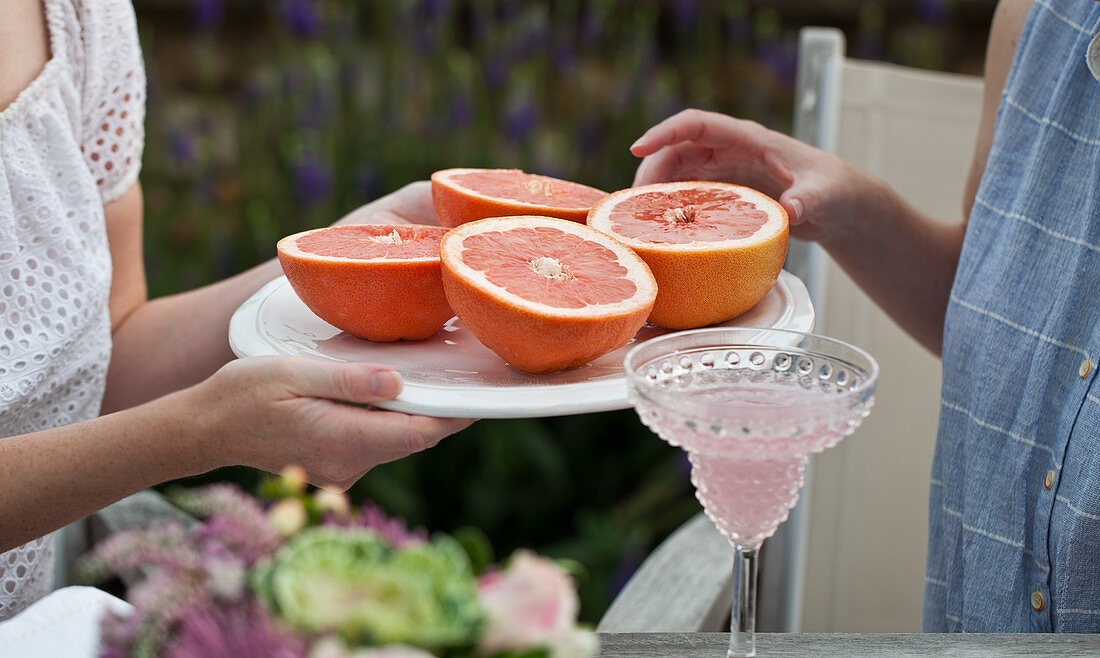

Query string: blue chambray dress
[924,0,1100,632]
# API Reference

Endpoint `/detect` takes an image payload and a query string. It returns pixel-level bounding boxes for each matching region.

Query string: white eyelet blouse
[0,0,145,620]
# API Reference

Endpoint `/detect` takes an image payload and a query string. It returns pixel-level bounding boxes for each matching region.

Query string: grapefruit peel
[588,181,789,330]
[277,224,453,342]
[440,215,657,374]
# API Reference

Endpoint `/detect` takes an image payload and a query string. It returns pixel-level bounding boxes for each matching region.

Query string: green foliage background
[139,0,993,621]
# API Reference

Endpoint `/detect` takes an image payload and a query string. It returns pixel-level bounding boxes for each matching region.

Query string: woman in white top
[0,0,471,619]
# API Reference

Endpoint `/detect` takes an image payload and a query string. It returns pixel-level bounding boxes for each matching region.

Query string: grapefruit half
[440,215,657,374]
[588,182,789,330]
[431,168,608,228]
[277,224,453,342]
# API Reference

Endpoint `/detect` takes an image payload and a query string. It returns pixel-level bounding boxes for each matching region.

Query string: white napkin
[0,587,133,658]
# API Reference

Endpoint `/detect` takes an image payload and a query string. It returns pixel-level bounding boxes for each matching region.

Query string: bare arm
[631,0,1031,355]
[823,0,1030,352]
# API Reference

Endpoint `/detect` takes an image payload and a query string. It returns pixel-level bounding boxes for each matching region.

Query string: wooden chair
[600,26,983,633]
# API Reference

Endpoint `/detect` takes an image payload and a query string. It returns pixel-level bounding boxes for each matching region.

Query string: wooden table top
[596,632,1100,656]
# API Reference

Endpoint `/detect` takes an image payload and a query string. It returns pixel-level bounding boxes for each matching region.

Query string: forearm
[817,177,966,355]
[0,388,220,552]
[102,258,283,413]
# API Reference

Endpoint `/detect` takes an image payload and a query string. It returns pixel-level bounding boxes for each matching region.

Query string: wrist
[153,382,237,476]
[814,168,897,254]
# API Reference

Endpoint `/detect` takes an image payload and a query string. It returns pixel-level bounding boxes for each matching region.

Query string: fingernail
[789,197,804,222]
[629,137,645,153]
[369,371,401,398]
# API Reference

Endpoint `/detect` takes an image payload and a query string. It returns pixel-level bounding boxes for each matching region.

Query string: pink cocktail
[625,328,877,657]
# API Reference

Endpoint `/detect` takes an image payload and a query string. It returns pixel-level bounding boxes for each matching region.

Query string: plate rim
[228,270,815,418]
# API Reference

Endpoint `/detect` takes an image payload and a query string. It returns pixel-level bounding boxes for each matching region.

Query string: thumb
[291,360,403,404]
[777,189,808,226]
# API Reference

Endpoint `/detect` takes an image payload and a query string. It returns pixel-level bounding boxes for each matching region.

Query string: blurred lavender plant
[192,0,223,32]
[292,155,333,206]
[280,0,324,39]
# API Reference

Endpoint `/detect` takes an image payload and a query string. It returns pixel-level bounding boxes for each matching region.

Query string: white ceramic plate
[229,270,815,418]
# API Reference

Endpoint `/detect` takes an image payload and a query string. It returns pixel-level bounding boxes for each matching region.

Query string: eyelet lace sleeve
[75,0,146,204]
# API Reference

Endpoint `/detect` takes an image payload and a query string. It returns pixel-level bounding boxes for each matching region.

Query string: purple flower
[483,59,509,89]
[754,39,798,89]
[324,501,428,548]
[98,609,141,658]
[725,13,751,44]
[578,118,603,156]
[918,0,950,23]
[414,24,438,56]
[280,0,323,39]
[75,522,204,584]
[192,0,224,31]
[553,44,577,72]
[672,0,701,30]
[292,156,332,206]
[163,600,306,658]
[449,91,473,128]
[608,544,645,597]
[301,89,334,130]
[678,451,692,479]
[128,570,209,632]
[511,15,549,63]
[504,98,538,143]
[169,484,284,563]
[418,0,450,19]
[170,127,195,164]
[581,7,606,45]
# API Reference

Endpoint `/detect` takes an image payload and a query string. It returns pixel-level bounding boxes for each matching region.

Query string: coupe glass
[624,328,878,657]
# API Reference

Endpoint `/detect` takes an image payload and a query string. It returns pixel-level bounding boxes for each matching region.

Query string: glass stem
[729,544,758,657]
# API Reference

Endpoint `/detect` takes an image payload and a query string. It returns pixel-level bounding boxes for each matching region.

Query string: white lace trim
[1,0,145,620]
[0,536,55,621]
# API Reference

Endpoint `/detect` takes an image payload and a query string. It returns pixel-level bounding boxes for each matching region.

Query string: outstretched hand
[631,109,872,245]
[190,356,473,490]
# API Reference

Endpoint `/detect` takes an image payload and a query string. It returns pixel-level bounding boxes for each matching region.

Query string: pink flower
[163,600,306,658]
[322,501,428,548]
[475,551,598,658]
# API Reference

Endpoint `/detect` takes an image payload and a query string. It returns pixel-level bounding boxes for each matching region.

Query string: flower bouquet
[75,469,598,658]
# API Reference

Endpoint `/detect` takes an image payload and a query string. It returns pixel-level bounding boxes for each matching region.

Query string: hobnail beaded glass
[624,328,878,657]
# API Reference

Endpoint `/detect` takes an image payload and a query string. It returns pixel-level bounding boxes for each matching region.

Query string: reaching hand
[187,356,473,490]
[334,180,440,227]
[630,109,875,245]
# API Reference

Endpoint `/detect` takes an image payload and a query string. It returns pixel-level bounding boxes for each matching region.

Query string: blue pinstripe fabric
[924,0,1100,632]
